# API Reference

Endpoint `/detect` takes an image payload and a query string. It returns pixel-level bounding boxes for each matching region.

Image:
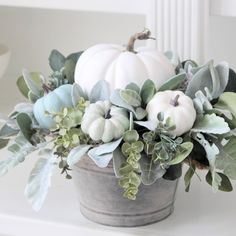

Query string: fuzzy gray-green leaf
[120,89,141,107]
[191,113,230,134]
[49,49,66,71]
[158,73,187,92]
[140,80,156,105]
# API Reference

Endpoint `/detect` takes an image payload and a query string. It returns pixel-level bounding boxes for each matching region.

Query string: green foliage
[120,89,141,107]
[89,80,110,103]
[0,139,9,149]
[191,113,230,134]
[125,82,140,94]
[0,124,18,138]
[214,92,236,127]
[16,113,35,145]
[0,134,36,176]
[48,50,83,88]
[25,150,56,211]
[206,171,233,192]
[158,73,187,92]
[140,79,156,105]
[216,137,236,180]
[17,70,44,102]
[185,61,229,100]
[88,138,122,168]
[118,130,143,200]
[184,164,196,192]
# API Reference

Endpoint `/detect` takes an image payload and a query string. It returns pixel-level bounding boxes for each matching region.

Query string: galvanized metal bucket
[72,156,179,227]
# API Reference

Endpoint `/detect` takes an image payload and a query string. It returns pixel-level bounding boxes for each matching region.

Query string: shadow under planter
[72,156,179,227]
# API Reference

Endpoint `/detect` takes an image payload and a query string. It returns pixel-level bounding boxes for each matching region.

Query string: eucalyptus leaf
[184,165,196,192]
[120,89,141,107]
[123,130,139,143]
[140,80,156,105]
[158,73,187,92]
[140,155,166,185]
[25,153,56,211]
[191,114,230,134]
[16,113,34,144]
[0,139,9,149]
[206,171,233,192]
[17,72,44,99]
[22,69,43,98]
[67,145,91,166]
[169,142,193,165]
[113,148,126,178]
[49,49,66,71]
[90,80,110,103]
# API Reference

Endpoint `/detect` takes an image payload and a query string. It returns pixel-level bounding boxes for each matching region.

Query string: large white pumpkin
[146,90,196,136]
[75,30,175,94]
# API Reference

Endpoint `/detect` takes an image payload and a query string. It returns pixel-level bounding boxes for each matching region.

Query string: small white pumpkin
[146,90,196,136]
[75,29,175,94]
[81,101,129,142]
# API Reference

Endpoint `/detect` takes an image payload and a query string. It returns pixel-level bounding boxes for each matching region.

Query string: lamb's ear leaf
[88,139,122,168]
[110,89,135,113]
[0,124,19,138]
[120,89,141,107]
[125,83,140,94]
[158,73,187,92]
[62,59,76,84]
[49,49,66,71]
[66,51,83,64]
[140,80,156,105]
[67,145,91,166]
[25,152,56,211]
[89,80,110,103]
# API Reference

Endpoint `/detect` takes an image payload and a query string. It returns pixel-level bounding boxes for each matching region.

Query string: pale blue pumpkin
[33,84,73,129]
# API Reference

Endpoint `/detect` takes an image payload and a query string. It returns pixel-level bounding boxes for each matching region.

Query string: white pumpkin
[75,30,175,94]
[146,90,196,136]
[81,100,129,143]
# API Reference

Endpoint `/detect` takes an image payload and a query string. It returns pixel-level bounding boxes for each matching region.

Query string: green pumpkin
[81,100,129,143]
[33,84,73,129]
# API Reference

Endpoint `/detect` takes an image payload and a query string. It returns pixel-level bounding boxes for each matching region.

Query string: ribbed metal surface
[72,156,179,227]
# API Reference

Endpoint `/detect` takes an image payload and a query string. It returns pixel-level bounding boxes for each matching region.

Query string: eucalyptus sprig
[119,130,144,200]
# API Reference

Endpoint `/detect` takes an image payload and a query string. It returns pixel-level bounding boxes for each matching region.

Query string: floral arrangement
[1,29,236,211]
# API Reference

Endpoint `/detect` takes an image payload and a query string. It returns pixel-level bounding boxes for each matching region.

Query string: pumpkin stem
[105,109,112,119]
[126,28,155,53]
[170,94,180,107]
[42,84,52,94]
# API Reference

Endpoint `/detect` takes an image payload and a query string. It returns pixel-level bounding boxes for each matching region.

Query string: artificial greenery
[1,48,236,211]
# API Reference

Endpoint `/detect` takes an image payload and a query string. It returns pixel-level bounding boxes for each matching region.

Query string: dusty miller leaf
[191,114,230,134]
[25,151,56,211]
